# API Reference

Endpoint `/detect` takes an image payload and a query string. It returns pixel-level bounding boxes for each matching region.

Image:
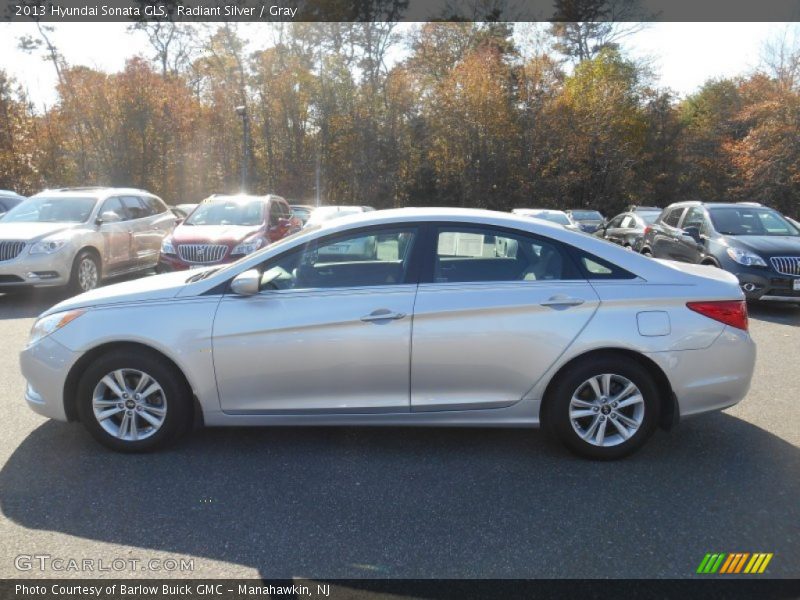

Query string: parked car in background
[638,201,800,302]
[0,187,175,293]
[305,205,375,227]
[170,203,198,222]
[567,209,606,234]
[21,208,755,459]
[290,204,314,226]
[0,190,26,218]
[596,207,662,250]
[158,194,301,271]
[512,209,581,232]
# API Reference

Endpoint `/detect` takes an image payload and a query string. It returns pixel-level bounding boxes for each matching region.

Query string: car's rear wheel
[69,250,101,293]
[641,248,653,257]
[76,349,191,452]
[545,356,660,460]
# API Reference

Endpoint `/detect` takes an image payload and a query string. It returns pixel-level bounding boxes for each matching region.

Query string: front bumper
[733,269,800,302]
[20,335,80,421]
[0,248,73,288]
[647,325,756,419]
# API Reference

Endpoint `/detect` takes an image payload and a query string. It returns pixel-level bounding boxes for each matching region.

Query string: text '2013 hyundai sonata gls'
[20,208,756,459]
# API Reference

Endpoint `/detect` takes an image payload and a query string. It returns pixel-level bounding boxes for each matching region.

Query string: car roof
[512,208,568,215]
[32,187,156,200]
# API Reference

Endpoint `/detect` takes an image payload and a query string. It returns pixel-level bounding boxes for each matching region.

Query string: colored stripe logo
[697,553,773,574]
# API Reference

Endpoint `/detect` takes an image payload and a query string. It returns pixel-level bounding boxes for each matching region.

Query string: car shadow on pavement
[748,301,800,327]
[1,415,798,580]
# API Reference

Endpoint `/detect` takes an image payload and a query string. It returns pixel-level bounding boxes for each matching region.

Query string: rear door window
[431,226,581,283]
[662,207,685,228]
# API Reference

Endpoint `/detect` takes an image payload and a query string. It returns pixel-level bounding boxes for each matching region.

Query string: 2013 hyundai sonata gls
[20,208,756,459]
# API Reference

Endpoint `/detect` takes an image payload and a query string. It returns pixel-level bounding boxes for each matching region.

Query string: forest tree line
[1,21,799,218]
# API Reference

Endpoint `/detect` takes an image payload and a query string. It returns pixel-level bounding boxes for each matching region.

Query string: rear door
[604,215,626,244]
[140,196,176,265]
[410,224,600,412]
[653,207,686,259]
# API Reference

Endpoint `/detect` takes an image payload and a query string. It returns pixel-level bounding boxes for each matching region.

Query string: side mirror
[97,211,122,225]
[230,269,261,296]
[682,225,701,241]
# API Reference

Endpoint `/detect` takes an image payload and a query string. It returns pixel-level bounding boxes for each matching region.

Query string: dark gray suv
[638,201,800,302]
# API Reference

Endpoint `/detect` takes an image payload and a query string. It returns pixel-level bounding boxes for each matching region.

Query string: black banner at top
[2,0,800,22]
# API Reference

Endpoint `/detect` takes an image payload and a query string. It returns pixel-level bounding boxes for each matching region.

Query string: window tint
[269,201,284,225]
[121,196,147,220]
[260,228,417,290]
[607,216,624,228]
[663,207,685,228]
[100,197,128,221]
[433,227,580,283]
[143,196,167,215]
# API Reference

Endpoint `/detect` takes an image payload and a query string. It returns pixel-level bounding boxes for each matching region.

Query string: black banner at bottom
[3,579,800,600]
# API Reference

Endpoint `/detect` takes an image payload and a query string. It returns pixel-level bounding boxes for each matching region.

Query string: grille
[770,256,800,277]
[0,241,25,262]
[177,244,228,264]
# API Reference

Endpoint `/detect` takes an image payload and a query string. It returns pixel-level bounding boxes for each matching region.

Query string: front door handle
[361,309,407,322]
[540,295,585,308]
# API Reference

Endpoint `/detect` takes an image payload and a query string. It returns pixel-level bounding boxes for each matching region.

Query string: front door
[410,225,600,411]
[212,226,420,413]
[97,197,133,273]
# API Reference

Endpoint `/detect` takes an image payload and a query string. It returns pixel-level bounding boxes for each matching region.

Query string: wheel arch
[74,245,103,276]
[63,341,199,425]
[539,348,678,431]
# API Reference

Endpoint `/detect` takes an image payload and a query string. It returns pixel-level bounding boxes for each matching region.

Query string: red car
[158,194,301,271]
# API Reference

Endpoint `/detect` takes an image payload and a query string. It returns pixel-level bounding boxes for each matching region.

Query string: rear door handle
[361,309,407,322]
[540,295,585,308]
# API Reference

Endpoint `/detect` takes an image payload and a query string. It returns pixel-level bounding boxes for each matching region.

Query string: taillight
[643,226,652,236]
[686,300,748,331]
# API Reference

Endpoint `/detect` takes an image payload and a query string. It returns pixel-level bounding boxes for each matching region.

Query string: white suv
[0,187,176,293]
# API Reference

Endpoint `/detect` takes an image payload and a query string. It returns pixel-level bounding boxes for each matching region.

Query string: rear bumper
[646,326,756,419]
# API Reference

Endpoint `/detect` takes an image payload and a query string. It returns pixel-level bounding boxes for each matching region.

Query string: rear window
[571,211,604,220]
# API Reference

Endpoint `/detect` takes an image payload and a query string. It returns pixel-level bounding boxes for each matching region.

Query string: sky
[0,22,794,110]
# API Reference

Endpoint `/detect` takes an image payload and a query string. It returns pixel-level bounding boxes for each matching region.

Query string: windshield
[2,196,97,223]
[708,207,799,236]
[184,200,265,226]
[571,210,603,221]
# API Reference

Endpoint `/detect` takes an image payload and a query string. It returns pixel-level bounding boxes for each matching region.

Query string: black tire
[76,348,192,452]
[641,248,653,257]
[544,355,660,460]
[69,250,101,294]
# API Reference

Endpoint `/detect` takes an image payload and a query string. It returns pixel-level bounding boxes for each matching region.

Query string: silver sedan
[20,208,756,459]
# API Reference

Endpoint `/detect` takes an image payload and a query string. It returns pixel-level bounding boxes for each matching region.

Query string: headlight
[161,239,175,255]
[28,309,86,347]
[726,247,767,267]
[29,239,68,255]
[231,238,264,255]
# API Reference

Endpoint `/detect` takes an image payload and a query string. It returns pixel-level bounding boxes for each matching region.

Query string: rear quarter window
[575,251,637,280]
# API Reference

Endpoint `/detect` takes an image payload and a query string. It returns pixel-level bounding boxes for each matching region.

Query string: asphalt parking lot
[0,283,798,580]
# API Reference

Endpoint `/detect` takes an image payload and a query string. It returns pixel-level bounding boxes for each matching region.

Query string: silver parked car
[0,187,176,293]
[20,208,755,459]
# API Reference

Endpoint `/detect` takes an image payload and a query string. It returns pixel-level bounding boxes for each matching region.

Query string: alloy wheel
[569,373,645,447]
[78,257,99,291]
[91,369,168,441]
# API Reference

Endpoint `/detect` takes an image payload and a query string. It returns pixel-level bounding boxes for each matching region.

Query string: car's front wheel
[76,349,191,452]
[545,356,660,459]
[69,250,101,293]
